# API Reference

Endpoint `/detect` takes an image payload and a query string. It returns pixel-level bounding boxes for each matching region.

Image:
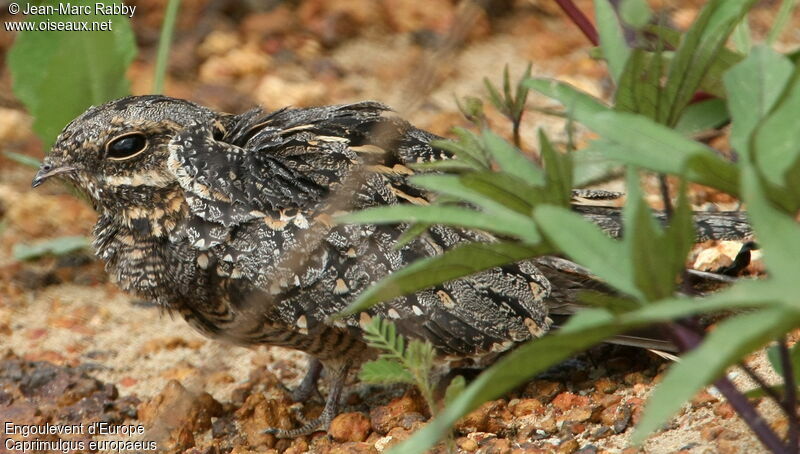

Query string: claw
[263,360,349,438]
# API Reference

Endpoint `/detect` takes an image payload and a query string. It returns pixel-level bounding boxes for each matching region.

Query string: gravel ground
[0,1,796,452]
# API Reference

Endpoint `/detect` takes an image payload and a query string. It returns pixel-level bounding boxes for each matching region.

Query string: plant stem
[153,0,181,94]
[657,175,673,219]
[553,0,599,45]
[669,323,788,453]
[714,376,789,454]
[739,362,792,415]
[779,339,799,453]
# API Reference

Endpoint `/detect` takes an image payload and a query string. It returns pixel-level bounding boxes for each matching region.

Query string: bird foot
[263,413,332,438]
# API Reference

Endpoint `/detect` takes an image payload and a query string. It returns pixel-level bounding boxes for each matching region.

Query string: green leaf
[540,130,573,207]
[338,205,541,244]
[595,0,631,83]
[411,174,533,215]
[359,359,414,385]
[533,205,641,299]
[584,112,740,195]
[740,166,800,284]
[766,0,799,45]
[766,343,800,382]
[457,172,536,214]
[625,169,685,301]
[752,68,800,187]
[615,49,663,119]
[633,307,800,443]
[525,79,610,118]
[674,98,729,136]
[658,0,756,126]
[619,0,652,28]
[444,376,466,406]
[731,18,752,53]
[7,7,137,147]
[698,47,745,99]
[3,151,41,169]
[339,242,551,316]
[362,317,406,362]
[481,130,544,185]
[622,281,777,326]
[389,322,627,454]
[406,340,435,375]
[724,45,794,155]
[13,236,91,261]
[153,0,181,93]
[571,147,623,187]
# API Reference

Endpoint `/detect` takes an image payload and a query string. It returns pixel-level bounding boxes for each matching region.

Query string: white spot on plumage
[412,306,423,316]
[333,278,349,295]
[359,312,372,327]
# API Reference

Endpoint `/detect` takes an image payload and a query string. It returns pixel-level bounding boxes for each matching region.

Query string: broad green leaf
[481,130,544,185]
[13,236,91,261]
[698,46,745,99]
[595,0,631,83]
[412,174,533,215]
[458,172,537,214]
[533,205,641,299]
[540,129,572,207]
[740,166,800,284]
[658,0,756,126]
[525,79,610,118]
[633,307,800,443]
[7,7,137,147]
[674,99,729,136]
[724,46,794,154]
[584,112,739,195]
[571,148,623,187]
[622,281,777,326]
[340,242,551,315]
[752,68,800,187]
[359,359,414,385]
[339,205,541,244]
[625,170,690,301]
[619,0,652,28]
[615,49,663,120]
[390,322,626,454]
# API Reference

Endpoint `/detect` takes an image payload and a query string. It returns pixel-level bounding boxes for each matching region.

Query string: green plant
[359,317,466,450]
[339,1,800,453]
[6,0,179,260]
[360,317,439,413]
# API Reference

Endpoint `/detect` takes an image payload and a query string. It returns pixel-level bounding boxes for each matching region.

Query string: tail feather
[572,205,752,241]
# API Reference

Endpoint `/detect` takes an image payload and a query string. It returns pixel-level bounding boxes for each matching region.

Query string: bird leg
[290,357,323,402]
[265,361,349,438]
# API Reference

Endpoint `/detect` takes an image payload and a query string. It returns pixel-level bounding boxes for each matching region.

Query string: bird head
[31,95,222,213]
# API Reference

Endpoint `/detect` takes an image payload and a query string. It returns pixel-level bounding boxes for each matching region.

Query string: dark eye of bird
[105,132,148,160]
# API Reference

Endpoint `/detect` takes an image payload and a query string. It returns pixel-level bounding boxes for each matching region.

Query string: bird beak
[31,161,75,188]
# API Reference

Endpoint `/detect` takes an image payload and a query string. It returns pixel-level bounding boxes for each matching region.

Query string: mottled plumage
[32,95,751,436]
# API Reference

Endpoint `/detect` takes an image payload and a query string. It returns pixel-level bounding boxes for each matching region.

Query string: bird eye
[105,132,148,161]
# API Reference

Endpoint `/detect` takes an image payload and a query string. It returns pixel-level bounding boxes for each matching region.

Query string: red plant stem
[779,340,799,453]
[553,0,599,45]
[739,362,793,415]
[669,323,789,453]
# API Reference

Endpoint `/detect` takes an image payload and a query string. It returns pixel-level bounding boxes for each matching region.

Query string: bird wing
[166,102,551,357]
